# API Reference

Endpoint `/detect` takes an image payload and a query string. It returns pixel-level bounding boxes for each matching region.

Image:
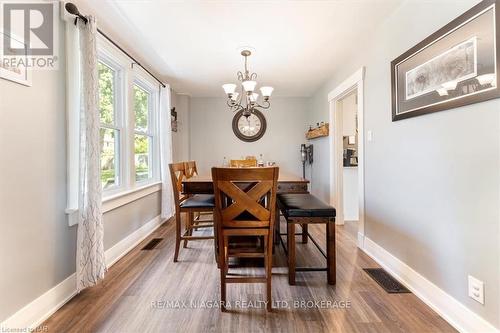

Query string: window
[96,39,160,197]
[98,61,121,190]
[133,83,155,182]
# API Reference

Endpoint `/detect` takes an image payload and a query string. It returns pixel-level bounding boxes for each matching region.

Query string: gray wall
[0,26,162,323]
[171,93,191,162]
[103,193,161,251]
[308,0,499,328]
[189,97,309,176]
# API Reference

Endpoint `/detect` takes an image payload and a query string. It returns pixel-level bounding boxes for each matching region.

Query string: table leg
[301,224,308,244]
[274,202,280,247]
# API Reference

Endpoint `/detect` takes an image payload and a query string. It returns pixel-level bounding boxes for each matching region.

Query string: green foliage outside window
[98,62,114,125]
[135,135,150,181]
[134,85,148,131]
[134,84,151,181]
[99,62,117,189]
[98,66,153,187]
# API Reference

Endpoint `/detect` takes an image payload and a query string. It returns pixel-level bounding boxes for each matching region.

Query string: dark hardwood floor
[40,216,456,332]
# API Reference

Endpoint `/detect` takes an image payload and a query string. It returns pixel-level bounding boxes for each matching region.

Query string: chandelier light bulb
[222,83,237,95]
[242,80,257,92]
[249,93,259,102]
[260,86,274,97]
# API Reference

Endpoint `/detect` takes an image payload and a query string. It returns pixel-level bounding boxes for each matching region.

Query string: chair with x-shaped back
[211,166,279,311]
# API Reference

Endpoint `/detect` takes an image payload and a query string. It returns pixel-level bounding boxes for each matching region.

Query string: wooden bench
[276,193,336,285]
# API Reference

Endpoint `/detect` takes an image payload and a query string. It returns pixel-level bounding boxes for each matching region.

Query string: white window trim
[98,40,161,199]
[132,70,161,187]
[102,181,161,213]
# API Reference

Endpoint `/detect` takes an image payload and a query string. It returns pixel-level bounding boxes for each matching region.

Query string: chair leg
[274,203,280,247]
[287,223,296,285]
[265,235,273,311]
[220,235,228,311]
[214,227,220,268]
[224,235,229,276]
[220,265,227,312]
[302,224,308,244]
[183,211,194,248]
[173,211,181,262]
[327,222,336,285]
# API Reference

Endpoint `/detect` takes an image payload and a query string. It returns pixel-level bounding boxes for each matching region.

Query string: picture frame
[171,107,178,132]
[0,31,32,86]
[391,0,499,121]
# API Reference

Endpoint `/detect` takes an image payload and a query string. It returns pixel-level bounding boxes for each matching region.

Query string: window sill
[66,181,162,226]
[102,181,162,213]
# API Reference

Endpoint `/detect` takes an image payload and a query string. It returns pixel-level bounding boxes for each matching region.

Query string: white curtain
[64,16,81,227]
[159,86,175,219]
[76,16,106,292]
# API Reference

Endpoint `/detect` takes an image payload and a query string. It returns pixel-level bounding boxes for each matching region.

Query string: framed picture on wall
[171,107,178,132]
[0,32,32,86]
[391,0,499,121]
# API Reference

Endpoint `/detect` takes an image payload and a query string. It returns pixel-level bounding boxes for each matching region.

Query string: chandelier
[222,50,274,116]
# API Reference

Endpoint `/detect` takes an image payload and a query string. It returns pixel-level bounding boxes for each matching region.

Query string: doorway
[339,90,359,240]
[328,68,365,248]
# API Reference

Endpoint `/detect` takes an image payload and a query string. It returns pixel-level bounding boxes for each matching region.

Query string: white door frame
[328,67,365,248]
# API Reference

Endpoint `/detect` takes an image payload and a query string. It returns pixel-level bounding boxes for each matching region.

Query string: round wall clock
[232,110,267,142]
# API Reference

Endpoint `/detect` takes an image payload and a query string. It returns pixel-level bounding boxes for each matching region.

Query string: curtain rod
[65,2,167,88]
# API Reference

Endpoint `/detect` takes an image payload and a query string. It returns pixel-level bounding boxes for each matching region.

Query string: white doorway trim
[328,67,365,248]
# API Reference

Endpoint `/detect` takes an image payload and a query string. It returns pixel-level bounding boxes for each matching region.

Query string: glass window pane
[135,134,152,181]
[134,84,149,131]
[100,128,119,189]
[98,62,115,125]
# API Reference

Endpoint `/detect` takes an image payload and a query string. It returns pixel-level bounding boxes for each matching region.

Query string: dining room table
[182,171,310,195]
[181,170,310,253]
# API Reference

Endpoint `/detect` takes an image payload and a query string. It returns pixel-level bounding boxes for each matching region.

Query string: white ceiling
[85,0,402,97]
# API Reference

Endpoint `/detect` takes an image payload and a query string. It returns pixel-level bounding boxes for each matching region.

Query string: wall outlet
[468,275,484,304]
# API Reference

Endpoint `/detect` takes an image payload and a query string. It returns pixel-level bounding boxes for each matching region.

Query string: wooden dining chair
[212,167,279,311]
[183,160,213,247]
[169,162,215,262]
[184,160,198,178]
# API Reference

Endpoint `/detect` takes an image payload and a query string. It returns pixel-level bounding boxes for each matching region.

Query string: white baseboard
[357,232,365,249]
[1,215,165,331]
[0,273,77,331]
[105,215,164,267]
[362,236,499,333]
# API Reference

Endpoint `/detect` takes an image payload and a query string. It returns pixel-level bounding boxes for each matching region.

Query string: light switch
[367,130,373,142]
[468,275,484,305]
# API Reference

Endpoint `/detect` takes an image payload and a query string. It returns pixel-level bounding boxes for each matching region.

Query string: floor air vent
[363,268,411,294]
[142,238,163,250]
